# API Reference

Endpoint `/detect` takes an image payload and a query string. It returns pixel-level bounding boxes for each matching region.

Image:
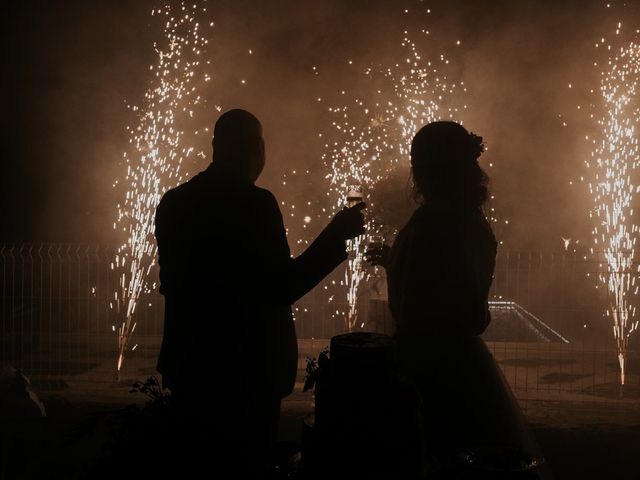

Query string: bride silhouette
[371,121,545,476]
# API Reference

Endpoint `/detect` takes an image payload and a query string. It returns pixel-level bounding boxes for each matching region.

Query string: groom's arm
[252,188,347,306]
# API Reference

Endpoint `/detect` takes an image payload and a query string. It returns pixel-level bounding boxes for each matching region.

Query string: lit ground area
[2,339,639,479]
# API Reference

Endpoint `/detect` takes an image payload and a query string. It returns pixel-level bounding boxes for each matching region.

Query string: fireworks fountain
[587,22,640,385]
[109,4,491,348]
[316,30,471,331]
[111,1,212,375]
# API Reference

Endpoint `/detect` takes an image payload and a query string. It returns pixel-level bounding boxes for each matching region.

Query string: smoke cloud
[3,0,637,254]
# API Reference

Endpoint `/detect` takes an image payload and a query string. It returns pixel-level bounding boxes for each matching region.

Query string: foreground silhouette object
[154,109,365,473]
[0,365,46,420]
[305,332,425,478]
[381,121,545,477]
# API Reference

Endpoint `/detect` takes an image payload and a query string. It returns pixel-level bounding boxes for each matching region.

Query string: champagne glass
[367,234,385,253]
[365,233,386,270]
[346,184,364,208]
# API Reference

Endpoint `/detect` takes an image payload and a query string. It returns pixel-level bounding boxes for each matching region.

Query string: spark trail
[321,31,469,331]
[588,24,640,385]
[111,1,212,374]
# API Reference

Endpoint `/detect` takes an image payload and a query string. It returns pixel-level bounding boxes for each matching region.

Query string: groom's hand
[326,202,366,240]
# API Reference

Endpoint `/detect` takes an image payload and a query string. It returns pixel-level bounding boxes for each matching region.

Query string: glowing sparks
[587,25,640,385]
[320,32,468,331]
[112,1,211,374]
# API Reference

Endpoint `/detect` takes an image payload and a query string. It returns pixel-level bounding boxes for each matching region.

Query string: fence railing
[1,244,638,399]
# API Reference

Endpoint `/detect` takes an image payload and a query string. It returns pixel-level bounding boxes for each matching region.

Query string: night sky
[3,0,638,251]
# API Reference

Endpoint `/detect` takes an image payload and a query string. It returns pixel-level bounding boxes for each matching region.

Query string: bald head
[212,109,265,183]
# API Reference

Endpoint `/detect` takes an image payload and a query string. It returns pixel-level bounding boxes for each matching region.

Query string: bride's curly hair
[410,121,488,208]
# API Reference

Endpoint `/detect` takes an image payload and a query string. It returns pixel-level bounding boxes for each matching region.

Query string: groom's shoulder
[251,185,278,205]
[161,173,201,199]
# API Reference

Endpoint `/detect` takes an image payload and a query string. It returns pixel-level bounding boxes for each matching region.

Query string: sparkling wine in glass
[346,184,364,208]
[367,234,384,250]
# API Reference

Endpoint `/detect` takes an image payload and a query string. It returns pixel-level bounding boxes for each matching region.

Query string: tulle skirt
[396,333,542,462]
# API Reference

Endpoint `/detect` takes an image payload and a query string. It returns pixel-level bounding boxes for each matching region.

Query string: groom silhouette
[154,109,365,471]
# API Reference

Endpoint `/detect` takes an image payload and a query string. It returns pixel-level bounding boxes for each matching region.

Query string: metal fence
[1,243,638,400]
[0,244,163,385]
